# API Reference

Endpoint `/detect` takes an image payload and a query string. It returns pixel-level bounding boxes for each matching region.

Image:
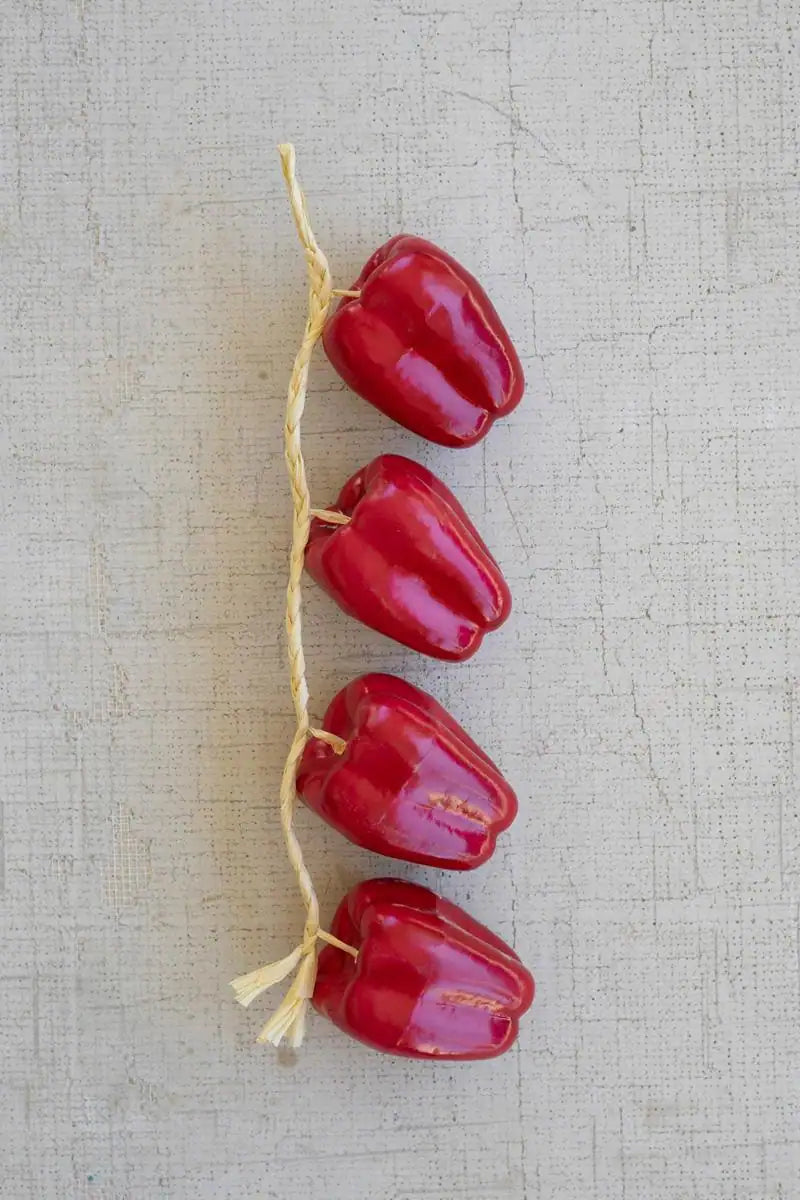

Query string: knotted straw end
[230,944,303,1009]
[257,950,318,1048]
[230,940,318,1048]
[231,927,358,1048]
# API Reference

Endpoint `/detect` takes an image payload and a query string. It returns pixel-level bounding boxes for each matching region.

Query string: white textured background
[2,1,799,1197]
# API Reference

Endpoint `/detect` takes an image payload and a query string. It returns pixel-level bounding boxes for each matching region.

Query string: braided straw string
[229,144,356,1048]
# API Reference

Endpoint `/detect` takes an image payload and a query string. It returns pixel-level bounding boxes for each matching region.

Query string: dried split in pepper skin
[305,454,511,661]
[313,878,534,1060]
[297,673,517,869]
[322,236,524,448]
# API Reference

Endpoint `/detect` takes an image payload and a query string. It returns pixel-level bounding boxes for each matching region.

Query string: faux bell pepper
[305,454,511,661]
[313,878,534,1059]
[322,236,524,448]
[297,673,517,869]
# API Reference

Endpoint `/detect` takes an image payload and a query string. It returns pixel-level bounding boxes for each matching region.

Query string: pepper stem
[229,144,356,1048]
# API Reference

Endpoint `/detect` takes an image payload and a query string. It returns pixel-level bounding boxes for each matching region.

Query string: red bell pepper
[322,236,524,448]
[297,673,516,869]
[305,454,511,661]
[313,878,534,1059]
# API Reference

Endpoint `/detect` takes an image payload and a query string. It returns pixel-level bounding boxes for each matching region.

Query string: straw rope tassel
[230,144,356,1048]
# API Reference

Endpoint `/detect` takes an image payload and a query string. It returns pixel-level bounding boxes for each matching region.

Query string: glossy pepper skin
[313,878,534,1060]
[297,673,517,869]
[322,236,524,448]
[305,454,511,661]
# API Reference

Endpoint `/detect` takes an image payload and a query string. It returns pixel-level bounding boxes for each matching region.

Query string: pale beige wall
[2,1,799,1196]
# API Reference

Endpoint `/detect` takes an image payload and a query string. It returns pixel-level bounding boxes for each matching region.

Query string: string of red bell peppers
[231,145,534,1059]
